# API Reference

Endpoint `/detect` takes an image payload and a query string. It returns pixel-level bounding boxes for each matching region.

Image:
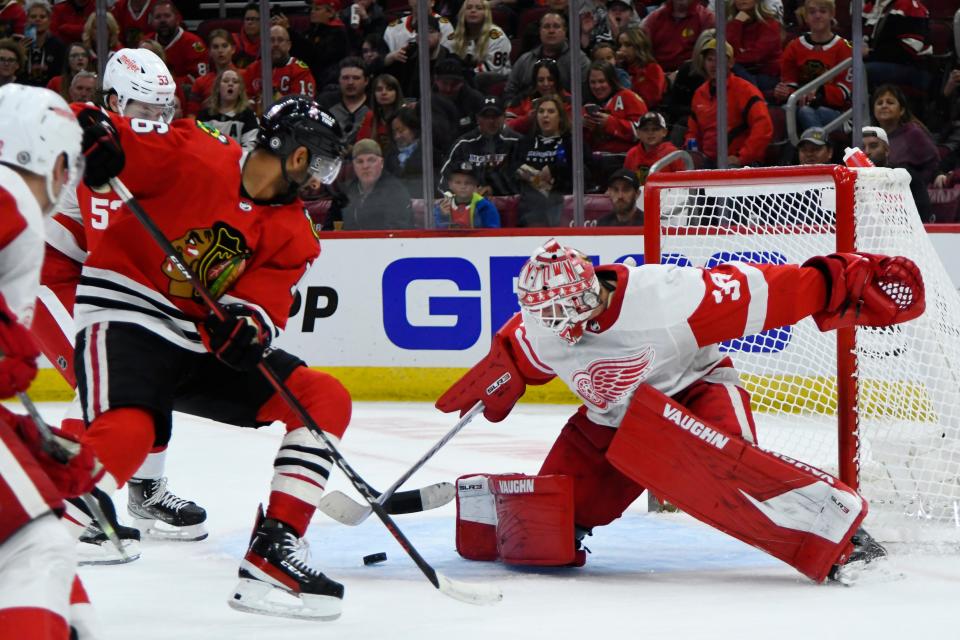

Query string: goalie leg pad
[539,411,645,530]
[455,474,500,561]
[606,385,867,583]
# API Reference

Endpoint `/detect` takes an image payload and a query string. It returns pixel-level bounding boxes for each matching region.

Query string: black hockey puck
[363,552,387,565]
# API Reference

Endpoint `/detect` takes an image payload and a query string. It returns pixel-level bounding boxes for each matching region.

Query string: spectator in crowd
[187,29,237,115]
[510,94,590,227]
[598,168,642,226]
[384,15,449,98]
[796,126,834,165]
[384,106,426,198]
[433,56,485,138]
[339,138,414,230]
[440,94,520,196]
[0,0,26,39]
[47,41,90,97]
[20,0,64,87]
[870,85,937,220]
[584,60,647,153]
[356,73,407,155]
[360,33,389,77]
[591,41,631,89]
[50,0,91,44]
[581,0,640,56]
[197,69,259,152]
[318,56,369,143]
[504,12,590,105]
[81,12,120,59]
[775,0,852,132]
[442,0,512,86]
[686,38,773,168]
[150,0,207,85]
[435,161,501,228]
[384,0,453,56]
[625,111,685,183]
[505,57,570,134]
[726,0,782,92]
[67,67,95,101]
[862,125,889,165]
[235,2,261,68]
[933,66,960,176]
[641,0,715,74]
[342,0,388,56]
[245,25,317,107]
[0,37,22,85]
[287,0,349,90]
[659,28,712,143]
[617,27,665,110]
[111,0,156,48]
[863,0,932,96]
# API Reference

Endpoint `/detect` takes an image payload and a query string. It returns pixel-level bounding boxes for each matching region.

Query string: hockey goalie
[437,238,924,583]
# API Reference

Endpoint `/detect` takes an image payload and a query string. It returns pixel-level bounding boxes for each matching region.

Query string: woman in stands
[21,0,65,88]
[196,68,258,151]
[725,0,782,91]
[774,0,852,131]
[583,60,647,153]
[234,2,260,68]
[384,105,426,199]
[590,41,631,90]
[356,73,407,156]
[510,93,590,227]
[80,12,119,57]
[442,0,512,85]
[616,27,665,110]
[46,41,91,98]
[505,57,570,135]
[188,28,237,115]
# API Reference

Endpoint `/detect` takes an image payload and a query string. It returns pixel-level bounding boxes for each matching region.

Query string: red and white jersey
[74,111,320,352]
[244,57,316,101]
[440,27,511,75]
[780,34,853,109]
[158,27,208,80]
[111,0,156,47]
[0,165,44,325]
[508,262,827,428]
[383,14,453,53]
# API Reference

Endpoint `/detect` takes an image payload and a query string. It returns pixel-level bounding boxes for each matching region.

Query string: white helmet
[0,84,83,213]
[103,48,176,122]
[516,239,602,345]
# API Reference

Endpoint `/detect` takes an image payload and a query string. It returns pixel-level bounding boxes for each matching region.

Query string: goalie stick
[109,178,502,607]
[318,401,484,525]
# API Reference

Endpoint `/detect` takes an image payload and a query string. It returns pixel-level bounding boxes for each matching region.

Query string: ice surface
[21,402,959,640]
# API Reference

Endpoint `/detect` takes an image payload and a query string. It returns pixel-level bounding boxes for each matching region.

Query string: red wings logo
[571,348,655,410]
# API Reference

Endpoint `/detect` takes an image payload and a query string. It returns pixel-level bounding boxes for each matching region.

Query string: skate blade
[228,578,342,621]
[832,557,905,586]
[132,518,208,542]
[77,539,141,566]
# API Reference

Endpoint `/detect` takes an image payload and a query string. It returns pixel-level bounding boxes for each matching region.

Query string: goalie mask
[517,239,602,345]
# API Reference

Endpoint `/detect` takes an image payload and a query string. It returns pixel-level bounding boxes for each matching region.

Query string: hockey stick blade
[319,482,455,525]
[437,573,503,606]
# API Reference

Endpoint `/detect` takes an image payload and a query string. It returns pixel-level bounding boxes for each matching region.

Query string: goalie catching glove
[803,252,925,331]
[199,304,271,371]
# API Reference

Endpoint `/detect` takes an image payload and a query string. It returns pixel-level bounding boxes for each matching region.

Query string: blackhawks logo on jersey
[162,222,251,300]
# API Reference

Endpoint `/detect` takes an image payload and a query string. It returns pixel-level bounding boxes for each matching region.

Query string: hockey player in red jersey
[73,94,351,620]
[32,48,207,556]
[439,238,924,583]
[0,83,102,640]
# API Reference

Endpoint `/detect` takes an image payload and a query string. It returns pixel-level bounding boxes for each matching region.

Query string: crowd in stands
[1,0,959,226]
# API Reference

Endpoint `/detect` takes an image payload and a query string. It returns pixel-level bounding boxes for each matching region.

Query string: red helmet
[516,239,601,344]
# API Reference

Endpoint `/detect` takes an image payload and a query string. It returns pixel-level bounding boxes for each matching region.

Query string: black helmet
[258,96,345,185]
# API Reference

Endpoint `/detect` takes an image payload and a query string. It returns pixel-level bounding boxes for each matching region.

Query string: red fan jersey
[73,112,320,353]
[624,140,684,183]
[156,27,208,80]
[244,57,316,102]
[781,34,853,110]
[587,88,648,153]
[0,0,25,38]
[111,0,157,47]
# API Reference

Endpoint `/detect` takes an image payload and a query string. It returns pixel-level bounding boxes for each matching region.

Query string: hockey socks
[265,427,336,536]
[80,407,155,488]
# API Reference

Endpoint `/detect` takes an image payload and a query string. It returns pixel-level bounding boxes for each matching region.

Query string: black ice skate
[127,477,208,541]
[829,527,888,585]
[71,490,142,565]
[229,507,344,621]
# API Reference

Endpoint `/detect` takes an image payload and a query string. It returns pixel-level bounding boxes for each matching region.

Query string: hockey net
[643,165,960,546]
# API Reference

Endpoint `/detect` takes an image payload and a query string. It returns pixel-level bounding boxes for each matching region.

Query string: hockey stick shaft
[109,178,499,603]
[15,391,128,560]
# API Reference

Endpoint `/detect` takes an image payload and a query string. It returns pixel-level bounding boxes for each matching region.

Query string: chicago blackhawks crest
[162,222,251,299]
[571,347,655,409]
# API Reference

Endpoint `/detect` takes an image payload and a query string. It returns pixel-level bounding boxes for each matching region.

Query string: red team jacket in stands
[244,57,316,102]
[640,0,715,72]
[503,261,828,429]
[780,34,853,110]
[625,61,666,111]
[0,0,25,38]
[50,0,92,44]
[112,0,156,47]
[624,140,684,183]
[72,112,320,352]
[143,27,208,81]
[726,17,782,77]
[585,88,648,153]
[686,74,773,164]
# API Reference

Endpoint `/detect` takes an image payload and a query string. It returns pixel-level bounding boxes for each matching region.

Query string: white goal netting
[648,166,960,546]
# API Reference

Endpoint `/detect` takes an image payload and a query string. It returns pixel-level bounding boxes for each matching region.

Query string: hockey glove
[199,304,271,371]
[0,294,39,398]
[804,252,925,331]
[437,336,526,423]
[3,406,104,498]
[77,108,124,189]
